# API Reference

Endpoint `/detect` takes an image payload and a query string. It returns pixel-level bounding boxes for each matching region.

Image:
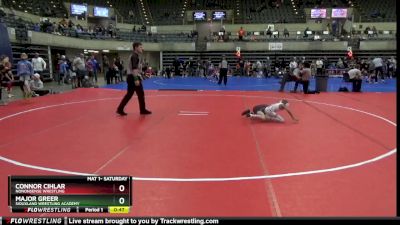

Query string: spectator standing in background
[238,27,245,41]
[387,57,396,78]
[72,53,86,87]
[90,55,100,83]
[17,53,34,98]
[102,55,109,81]
[289,57,298,74]
[115,56,124,82]
[85,56,95,83]
[372,56,384,82]
[59,55,68,85]
[316,58,324,76]
[31,53,47,76]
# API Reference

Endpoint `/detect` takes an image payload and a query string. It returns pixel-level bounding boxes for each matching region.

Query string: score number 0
[118,184,126,205]
[109,184,130,213]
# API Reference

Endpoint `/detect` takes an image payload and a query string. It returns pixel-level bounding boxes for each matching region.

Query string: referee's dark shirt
[127,52,140,75]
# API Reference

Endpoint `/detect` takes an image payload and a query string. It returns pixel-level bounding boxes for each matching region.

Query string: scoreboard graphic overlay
[8,176,132,213]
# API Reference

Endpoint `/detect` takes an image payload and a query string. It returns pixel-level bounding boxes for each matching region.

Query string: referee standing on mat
[116,42,151,116]
[218,55,228,85]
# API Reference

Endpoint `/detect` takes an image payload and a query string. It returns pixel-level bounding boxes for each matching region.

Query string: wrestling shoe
[241,109,251,116]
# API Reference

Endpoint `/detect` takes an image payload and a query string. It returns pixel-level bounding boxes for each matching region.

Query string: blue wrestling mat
[102,76,397,92]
